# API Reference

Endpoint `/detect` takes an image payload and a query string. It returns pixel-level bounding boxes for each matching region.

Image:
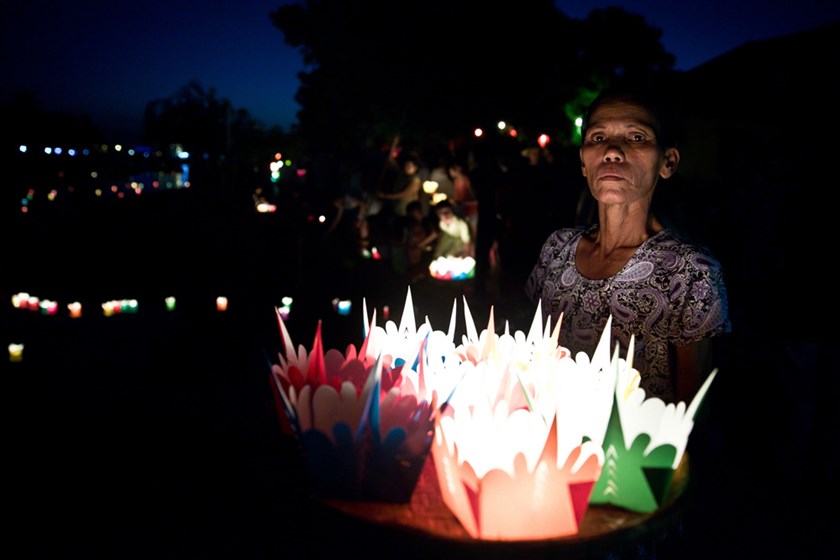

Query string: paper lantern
[216,296,228,312]
[8,343,24,362]
[12,292,29,309]
[40,299,58,315]
[165,296,176,311]
[67,301,82,318]
[270,290,439,503]
[360,289,465,410]
[429,255,475,280]
[427,302,616,540]
[588,339,718,513]
[278,304,291,321]
[337,299,351,316]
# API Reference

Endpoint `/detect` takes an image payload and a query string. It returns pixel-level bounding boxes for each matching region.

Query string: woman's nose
[603,144,624,162]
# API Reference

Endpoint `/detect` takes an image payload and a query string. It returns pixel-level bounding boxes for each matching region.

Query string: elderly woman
[526,88,731,403]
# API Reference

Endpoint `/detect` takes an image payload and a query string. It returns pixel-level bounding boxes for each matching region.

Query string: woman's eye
[630,133,646,142]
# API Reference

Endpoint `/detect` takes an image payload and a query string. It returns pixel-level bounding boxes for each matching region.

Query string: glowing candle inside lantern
[12,293,27,308]
[40,300,58,315]
[27,296,39,311]
[165,296,176,311]
[216,296,228,312]
[337,299,352,316]
[102,301,115,317]
[68,301,82,318]
[123,299,138,314]
[8,343,24,362]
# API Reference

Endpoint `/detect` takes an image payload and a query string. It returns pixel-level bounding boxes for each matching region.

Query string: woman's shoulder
[651,229,715,253]
[650,229,725,270]
[549,225,589,243]
[535,226,588,259]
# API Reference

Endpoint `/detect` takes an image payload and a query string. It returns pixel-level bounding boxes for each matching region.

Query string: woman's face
[579,100,679,207]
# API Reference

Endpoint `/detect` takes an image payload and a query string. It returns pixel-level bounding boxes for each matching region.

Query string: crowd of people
[321,134,587,296]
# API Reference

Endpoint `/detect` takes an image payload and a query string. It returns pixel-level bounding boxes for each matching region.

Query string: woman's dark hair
[581,88,681,149]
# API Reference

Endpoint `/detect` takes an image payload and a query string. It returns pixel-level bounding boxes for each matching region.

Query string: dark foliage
[269,0,676,160]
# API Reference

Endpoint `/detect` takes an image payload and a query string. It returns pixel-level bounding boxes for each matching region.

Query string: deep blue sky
[3,0,838,142]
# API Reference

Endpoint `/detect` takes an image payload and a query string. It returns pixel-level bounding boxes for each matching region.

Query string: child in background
[417,199,474,260]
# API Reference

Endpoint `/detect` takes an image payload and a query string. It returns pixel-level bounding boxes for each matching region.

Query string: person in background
[425,148,456,212]
[416,198,473,261]
[526,87,732,404]
[377,152,424,240]
[403,200,434,282]
[447,160,478,239]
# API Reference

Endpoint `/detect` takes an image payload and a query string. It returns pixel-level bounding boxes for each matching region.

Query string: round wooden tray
[320,452,691,548]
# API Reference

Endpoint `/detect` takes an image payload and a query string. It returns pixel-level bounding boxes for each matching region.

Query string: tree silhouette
[143,81,238,153]
[142,80,289,157]
[2,90,104,147]
[270,0,676,161]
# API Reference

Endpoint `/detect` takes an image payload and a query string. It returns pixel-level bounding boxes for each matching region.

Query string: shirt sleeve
[525,236,551,303]
[673,249,733,346]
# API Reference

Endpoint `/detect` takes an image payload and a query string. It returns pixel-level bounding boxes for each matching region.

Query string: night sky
[3,0,838,141]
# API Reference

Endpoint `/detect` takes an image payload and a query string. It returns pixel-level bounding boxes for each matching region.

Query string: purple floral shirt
[526,225,731,402]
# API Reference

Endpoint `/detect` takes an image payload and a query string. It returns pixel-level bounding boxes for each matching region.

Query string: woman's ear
[660,147,680,179]
[580,149,587,177]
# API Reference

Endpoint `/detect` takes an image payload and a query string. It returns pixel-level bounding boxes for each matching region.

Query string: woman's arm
[675,339,713,404]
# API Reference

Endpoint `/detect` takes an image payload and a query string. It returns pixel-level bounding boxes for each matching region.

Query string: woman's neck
[576,211,662,279]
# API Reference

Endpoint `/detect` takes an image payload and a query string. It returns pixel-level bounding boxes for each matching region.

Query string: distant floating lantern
[8,343,24,362]
[27,296,40,311]
[337,299,352,316]
[278,296,293,320]
[429,255,476,280]
[67,301,82,318]
[216,296,228,312]
[278,304,291,321]
[40,300,58,315]
[122,299,139,314]
[12,292,28,309]
[165,296,176,311]
[101,301,116,317]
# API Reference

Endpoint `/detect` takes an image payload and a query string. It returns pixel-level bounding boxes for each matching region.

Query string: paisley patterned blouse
[525,225,731,402]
